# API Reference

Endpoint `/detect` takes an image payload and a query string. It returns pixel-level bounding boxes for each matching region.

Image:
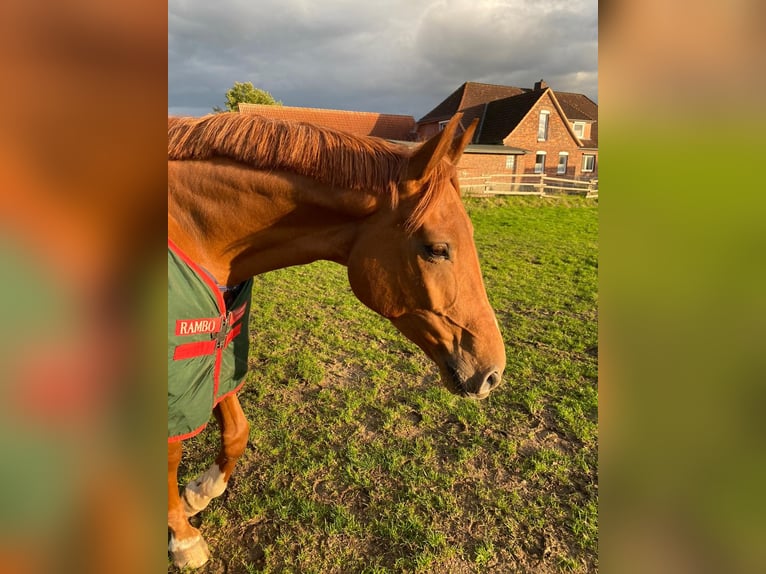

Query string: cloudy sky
[169,0,597,120]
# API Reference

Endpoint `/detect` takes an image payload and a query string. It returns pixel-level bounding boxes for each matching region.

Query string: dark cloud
[168,0,597,119]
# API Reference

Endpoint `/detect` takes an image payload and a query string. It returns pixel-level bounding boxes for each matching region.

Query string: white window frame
[557,152,569,175]
[572,121,586,138]
[534,151,546,174]
[582,154,595,173]
[505,156,515,170]
[537,111,550,141]
[438,120,449,131]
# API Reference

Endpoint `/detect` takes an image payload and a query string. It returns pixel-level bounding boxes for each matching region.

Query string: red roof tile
[418,82,528,125]
[238,104,417,141]
[554,92,598,121]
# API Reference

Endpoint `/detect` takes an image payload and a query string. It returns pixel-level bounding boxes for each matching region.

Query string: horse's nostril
[475,370,501,397]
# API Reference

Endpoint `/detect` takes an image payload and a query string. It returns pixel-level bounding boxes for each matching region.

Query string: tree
[213,82,282,113]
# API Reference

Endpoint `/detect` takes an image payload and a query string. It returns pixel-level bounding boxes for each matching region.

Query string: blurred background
[599,0,766,572]
[0,0,764,572]
[0,1,166,572]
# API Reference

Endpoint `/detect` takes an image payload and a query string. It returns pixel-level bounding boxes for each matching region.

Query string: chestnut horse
[167,112,506,568]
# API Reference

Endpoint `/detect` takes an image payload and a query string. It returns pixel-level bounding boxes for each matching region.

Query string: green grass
[173,196,598,573]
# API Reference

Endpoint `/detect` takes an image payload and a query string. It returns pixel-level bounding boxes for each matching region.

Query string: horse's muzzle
[444,362,503,400]
[466,369,502,399]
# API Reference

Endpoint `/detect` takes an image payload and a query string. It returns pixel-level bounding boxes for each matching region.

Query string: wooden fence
[460,173,598,199]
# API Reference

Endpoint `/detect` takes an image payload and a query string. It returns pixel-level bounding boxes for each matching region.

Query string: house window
[557,152,569,175]
[582,154,596,173]
[537,111,550,141]
[534,152,546,174]
[505,156,515,170]
[573,122,585,138]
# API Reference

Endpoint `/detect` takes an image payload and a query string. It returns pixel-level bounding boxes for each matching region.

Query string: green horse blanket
[168,240,253,441]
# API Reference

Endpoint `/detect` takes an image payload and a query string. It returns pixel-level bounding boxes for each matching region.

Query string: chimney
[534,79,548,91]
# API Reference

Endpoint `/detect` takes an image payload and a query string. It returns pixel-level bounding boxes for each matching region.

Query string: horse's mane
[168,113,453,233]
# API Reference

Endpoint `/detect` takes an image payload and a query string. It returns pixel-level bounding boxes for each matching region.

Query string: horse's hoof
[169,534,210,569]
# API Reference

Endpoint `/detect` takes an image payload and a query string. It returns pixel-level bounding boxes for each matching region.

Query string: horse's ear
[407,113,464,181]
[449,118,478,164]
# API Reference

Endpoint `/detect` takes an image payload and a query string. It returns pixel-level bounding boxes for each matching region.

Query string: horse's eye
[426,243,450,261]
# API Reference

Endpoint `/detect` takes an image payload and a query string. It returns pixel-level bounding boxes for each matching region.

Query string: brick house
[418,81,598,179]
[238,103,417,141]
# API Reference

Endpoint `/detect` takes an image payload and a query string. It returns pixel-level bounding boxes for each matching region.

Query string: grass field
[172,196,598,573]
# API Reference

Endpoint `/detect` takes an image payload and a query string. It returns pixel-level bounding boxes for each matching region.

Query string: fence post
[537,174,545,196]
[586,179,597,198]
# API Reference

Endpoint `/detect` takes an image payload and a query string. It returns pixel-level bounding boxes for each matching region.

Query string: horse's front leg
[182,393,250,517]
[168,441,210,568]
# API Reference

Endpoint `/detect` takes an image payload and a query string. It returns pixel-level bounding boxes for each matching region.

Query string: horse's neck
[168,159,384,285]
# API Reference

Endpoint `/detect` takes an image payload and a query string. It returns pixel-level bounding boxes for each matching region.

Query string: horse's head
[347,114,506,399]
